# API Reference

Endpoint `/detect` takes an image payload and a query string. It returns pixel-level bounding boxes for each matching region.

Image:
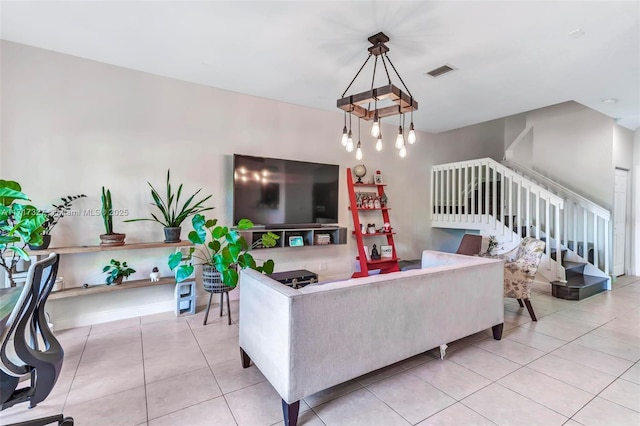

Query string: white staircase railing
[431,157,612,285]
[431,158,565,281]
[502,159,611,280]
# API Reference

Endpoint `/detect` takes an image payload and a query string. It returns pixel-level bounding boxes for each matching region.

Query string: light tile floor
[2,276,639,426]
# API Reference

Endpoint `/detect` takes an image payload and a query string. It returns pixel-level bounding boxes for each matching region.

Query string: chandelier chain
[380,54,392,85]
[341,54,373,98]
[370,56,378,90]
[384,53,413,98]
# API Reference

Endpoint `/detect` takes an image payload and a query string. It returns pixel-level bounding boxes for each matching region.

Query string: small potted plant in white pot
[484,235,503,257]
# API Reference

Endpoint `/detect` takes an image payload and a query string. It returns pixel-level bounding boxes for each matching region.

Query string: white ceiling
[1,1,639,133]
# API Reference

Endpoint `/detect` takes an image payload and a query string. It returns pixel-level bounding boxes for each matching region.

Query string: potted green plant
[29,194,87,250]
[100,187,126,246]
[168,214,279,288]
[485,235,503,256]
[0,180,47,287]
[102,259,136,285]
[125,170,213,243]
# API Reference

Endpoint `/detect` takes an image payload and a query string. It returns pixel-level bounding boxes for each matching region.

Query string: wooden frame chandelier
[338,32,418,159]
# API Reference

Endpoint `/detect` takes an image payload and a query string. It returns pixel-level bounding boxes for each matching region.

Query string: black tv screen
[233,155,339,227]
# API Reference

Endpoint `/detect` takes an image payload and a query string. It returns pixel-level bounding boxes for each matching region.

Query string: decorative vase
[164,227,181,243]
[99,233,126,246]
[28,234,52,250]
[202,265,231,293]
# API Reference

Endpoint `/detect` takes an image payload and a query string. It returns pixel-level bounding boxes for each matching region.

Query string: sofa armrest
[239,270,298,401]
[421,249,486,268]
[493,245,519,262]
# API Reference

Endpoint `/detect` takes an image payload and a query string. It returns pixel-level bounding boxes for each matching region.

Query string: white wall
[614,125,635,170]
[525,102,615,209]
[431,118,506,164]
[633,129,640,275]
[613,125,634,275]
[4,41,492,328]
[504,113,527,153]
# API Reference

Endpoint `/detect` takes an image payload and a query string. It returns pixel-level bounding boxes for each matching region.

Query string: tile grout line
[376,356,500,425]
[361,385,416,425]
[138,317,151,425]
[186,313,240,426]
[563,365,639,423]
[492,304,640,421]
[364,370,460,425]
[143,316,237,423]
[434,301,636,421]
[381,346,523,424]
[59,326,91,413]
[511,308,639,361]
[582,364,640,415]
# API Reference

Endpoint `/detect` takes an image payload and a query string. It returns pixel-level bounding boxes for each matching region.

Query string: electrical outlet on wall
[319,263,328,271]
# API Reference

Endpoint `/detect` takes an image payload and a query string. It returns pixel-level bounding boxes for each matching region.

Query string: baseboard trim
[51,300,174,331]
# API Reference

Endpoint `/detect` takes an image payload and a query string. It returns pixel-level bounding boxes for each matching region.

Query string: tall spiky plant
[101,186,114,234]
[125,170,213,227]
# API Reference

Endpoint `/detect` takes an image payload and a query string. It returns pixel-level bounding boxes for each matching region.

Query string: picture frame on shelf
[289,236,304,247]
[374,172,384,185]
[380,245,393,258]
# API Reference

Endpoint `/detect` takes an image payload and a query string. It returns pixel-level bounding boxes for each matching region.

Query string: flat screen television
[233,154,339,228]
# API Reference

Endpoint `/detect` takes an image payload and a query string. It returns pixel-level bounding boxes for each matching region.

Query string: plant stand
[203,288,232,326]
[202,266,234,326]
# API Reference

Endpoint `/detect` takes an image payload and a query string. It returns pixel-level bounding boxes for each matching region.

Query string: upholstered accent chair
[496,237,546,321]
[455,234,483,256]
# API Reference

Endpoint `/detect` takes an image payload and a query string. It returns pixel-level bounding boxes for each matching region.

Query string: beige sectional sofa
[238,250,504,426]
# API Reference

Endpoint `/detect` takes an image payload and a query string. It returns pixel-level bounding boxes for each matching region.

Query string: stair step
[563,261,587,276]
[551,274,608,300]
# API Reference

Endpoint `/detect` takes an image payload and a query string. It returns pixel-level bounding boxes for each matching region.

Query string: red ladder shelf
[346,168,400,278]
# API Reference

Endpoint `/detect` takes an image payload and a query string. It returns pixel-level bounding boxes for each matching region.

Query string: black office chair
[0,253,74,426]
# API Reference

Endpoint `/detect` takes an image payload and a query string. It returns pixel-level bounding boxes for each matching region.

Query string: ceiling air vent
[426,64,455,78]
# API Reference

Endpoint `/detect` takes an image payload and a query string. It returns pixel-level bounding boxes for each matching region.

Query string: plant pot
[100,233,126,247]
[28,234,51,250]
[202,265,233,293]
[111,276,124,286]
[164,227,182,243]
